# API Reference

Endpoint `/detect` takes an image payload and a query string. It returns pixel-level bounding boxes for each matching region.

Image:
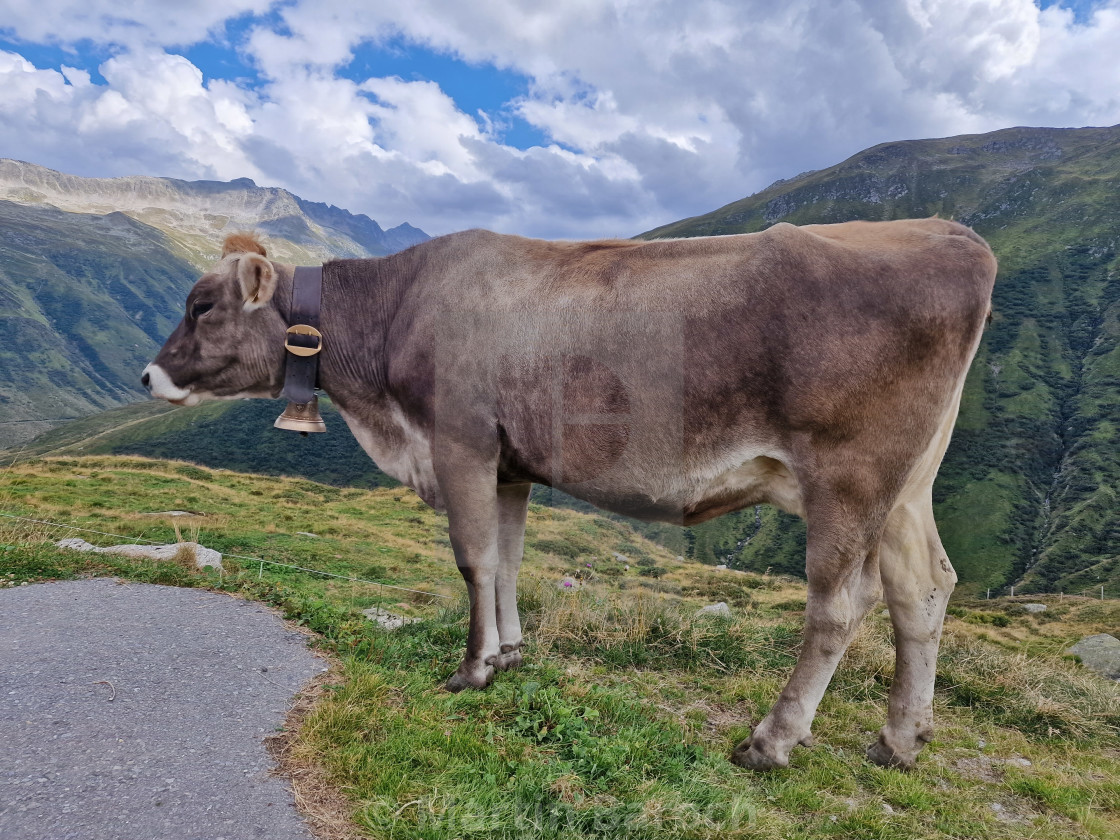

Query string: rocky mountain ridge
[0,159,427,268]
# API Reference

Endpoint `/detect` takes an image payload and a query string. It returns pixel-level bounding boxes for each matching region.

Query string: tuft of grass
[936,633,1120,744]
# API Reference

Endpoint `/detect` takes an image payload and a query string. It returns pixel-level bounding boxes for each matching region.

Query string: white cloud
[1,1,1119,239]
[0,0,273,47]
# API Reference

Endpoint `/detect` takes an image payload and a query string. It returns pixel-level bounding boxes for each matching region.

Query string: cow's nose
[141,371,151,389]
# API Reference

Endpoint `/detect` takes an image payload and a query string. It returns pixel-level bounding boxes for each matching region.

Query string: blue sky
[1,1,1118,238]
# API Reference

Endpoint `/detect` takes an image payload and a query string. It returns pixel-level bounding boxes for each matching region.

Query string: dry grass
[267,660,368,840]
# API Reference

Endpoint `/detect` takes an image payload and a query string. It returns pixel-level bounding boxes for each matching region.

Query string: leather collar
[281,265,323,405]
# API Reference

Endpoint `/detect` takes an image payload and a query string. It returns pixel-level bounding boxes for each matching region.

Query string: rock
[697,602,732,617]
[362,609,419,630]
[715,564,727,570]
[612,553,629,563]
[1022,603,1047,613]
[55,538,223,572]
[1067,634,1120,680]
[296,532,319,538]
[56,538,98,552]
[880,609,891,617]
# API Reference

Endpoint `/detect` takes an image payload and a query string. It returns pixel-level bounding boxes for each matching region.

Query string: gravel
[0,578,328,840]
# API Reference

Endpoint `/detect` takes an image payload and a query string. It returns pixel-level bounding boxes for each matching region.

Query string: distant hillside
[642,125,1120,597]
[5,399,399,490]
[0,161,428,449]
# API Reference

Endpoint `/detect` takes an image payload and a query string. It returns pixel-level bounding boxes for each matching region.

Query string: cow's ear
[237,254,277,311]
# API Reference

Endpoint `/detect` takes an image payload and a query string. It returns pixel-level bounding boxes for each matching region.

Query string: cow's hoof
[866,736,917,770]
[443,660,495,693]
[494,646,523,671]
[729,738,788,771]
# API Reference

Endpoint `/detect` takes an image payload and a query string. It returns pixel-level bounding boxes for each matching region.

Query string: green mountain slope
[0,201,201,447]
[643,125,1120,596]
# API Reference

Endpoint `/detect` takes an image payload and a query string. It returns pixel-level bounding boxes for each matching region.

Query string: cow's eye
[191,302,214,319]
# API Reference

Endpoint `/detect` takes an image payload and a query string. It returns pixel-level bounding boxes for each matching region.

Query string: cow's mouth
[142,364,197,405]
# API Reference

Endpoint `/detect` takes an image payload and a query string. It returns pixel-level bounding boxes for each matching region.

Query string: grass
[2,454,1119,839]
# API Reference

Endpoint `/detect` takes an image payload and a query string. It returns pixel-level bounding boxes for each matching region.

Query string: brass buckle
[284,324,323,357]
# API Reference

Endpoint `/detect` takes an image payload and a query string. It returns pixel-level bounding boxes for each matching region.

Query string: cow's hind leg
[867,492,954,769]
[732,496,884,770]
[494,482,531,671]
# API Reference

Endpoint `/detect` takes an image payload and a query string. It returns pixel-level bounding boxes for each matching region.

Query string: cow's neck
[281,254,411,411]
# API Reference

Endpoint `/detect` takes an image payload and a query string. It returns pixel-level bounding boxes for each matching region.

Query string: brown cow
[143,219,996,770]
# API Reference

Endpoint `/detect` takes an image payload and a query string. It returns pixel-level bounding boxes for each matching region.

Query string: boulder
[362,608,419,630]
[55,538,223,572]
[1067,634,1120,680]
[1022,603,1047,613]
[697,601,732,617]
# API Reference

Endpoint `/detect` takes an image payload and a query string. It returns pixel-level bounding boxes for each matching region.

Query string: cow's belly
[681,454,804,524]
[550,452,804,527]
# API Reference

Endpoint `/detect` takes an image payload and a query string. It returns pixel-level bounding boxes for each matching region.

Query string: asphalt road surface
[0,578,327,840]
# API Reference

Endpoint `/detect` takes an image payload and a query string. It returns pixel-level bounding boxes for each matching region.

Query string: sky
[0,0,1118,240]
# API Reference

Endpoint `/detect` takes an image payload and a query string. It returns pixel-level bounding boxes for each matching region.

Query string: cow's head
[142,233,288,406]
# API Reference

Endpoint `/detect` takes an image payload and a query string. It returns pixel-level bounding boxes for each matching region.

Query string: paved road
[0,578,327,840]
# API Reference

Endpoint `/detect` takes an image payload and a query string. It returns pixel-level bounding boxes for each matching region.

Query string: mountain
[0,160,428,268]
[642,125,1120,597]
[0,161,428,449]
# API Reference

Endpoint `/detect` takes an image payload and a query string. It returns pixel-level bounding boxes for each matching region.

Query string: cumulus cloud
[0,0,273,47]
[1,1,1119,238]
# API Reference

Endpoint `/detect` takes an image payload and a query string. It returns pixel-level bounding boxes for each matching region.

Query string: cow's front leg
[439,448,503,693]
[494,482,531,671]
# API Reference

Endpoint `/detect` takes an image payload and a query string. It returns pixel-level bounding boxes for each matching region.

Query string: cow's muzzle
[141,363,197,405]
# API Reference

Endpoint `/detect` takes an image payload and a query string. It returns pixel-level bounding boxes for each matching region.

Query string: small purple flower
[563,580,573,588]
